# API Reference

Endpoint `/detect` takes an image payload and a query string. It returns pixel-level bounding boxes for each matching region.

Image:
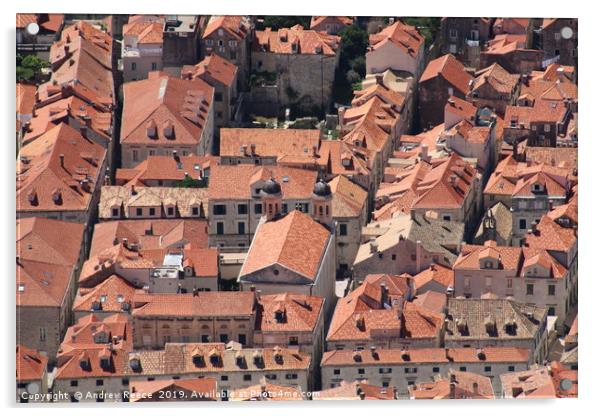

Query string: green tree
[16,55,49,82]
[262,16,311,29]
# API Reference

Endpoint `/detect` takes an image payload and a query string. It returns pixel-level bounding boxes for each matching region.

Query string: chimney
[250,143,256,156]
[80,126,88,138]
[59,153,65,168]
[312,145,319,158]
[380,282,389,307]
[338,107,346,128]
[420,144,429,162]
[122,238,129,248]
[450,373,458,398]
[369,237,378,254]
[241,144,248,156]
[415,240,422,272]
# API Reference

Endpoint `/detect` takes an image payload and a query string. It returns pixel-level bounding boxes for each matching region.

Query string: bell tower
[311,178,333,226]
[260,177,282,221]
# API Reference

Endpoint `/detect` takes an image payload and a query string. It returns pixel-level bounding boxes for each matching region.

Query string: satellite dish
[26,22,40,36]
[26,382,40,394]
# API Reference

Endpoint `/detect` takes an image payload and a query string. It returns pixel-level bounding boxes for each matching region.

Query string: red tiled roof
[17,123,106,214]
[240,211,330,280]
[314,380,396,400]
[203,16,250,41]
[329,175,368,218]
[322,347,531,366]
[524,215,577,254]
[454,241,522,272]
[62,314,132,351]
[256,293,324,333]
[16,345,48,382]
[73,274,137,314]
[17,217,84,308]
[369,21,424,58]
[410,371,494,399]
[121,73,214,146]
[23,95,113,146]
[550,361,578,398]
[420,54,473,95]
[231,382,303,401]
[317,140,374,177]
[209,164,317,200]
[132,291,256,317]
[254,25,340,55]
[473,63,520,95]
[115,155,217,187]
[123,21,164,44]
[219,128,321,160]
[182,53,237,87]
[500,366,556,398]
[413,263,454,291]
[16,83,36,116]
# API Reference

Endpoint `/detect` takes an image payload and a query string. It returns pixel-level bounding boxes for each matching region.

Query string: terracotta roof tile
[17,217,84,307]
[203,16,250,41]
[73,274,137,314]
[240,211,331,280]
[121,74,214,146]
[181,53,237,87]
[310,16,354,30]
[132,291,256,318]
[17,123,106,214]
[219,128,321,160]
[369,21,424,58]
[410,370,494,399]
[231,382,303,401]
[420,54,473,95]
[329,175,367,218]
[254,26,340,55]
[256,293,324,333]
[16,345,48,382]
[322,347,531,366]
[314,380,396,400]
[500,366,556,398]
[209,164,317,200]
[413,263,454,291]
[123,21,164,44]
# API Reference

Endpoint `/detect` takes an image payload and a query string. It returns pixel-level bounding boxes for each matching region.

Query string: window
[392,254,397,261]
[358,368,365,374]
[215,92,223,102]
[131,62,137,70]
[229,50,237,60]
[433,367,440,373]
[238,222,245,235]
[221,375,228,381]
[527,284,534,296]
[192,207,199,216]
[238,204,248,215]
[201,334,209,342]
[228,40,237,47]
[122,378,129,386]
[289,336,299,346]
[484,366,492,373]
[507,279,513,289]
[219,334,228,343]
[238,334,246,345]
[254,204,262,214]
[519,219,527,230]
[459,366,467,372]
[136,208,143,217]
[213,205,227,215]
[333,369,340,375]
[339,223,348,236]
[544,124,551,132]
[404,368,417,374]
[508,366,515,372]
[149,208,156,216]
[449,29,458,39]
[243,374,252,381]
[548,307,556,316]
[379,368,392,374]
[132,150,139,162]
[167,207,175,216]
[96,379,104,386]
[443,215,451,221]
[548,285,556,296]
[285,374,298,380]
[70,380,78,387]
[448,87,454,96]
[382,381,390,387]
[39,327,46,342]
[555,32,561,40]
[112,208,119,217]
[151,62,157,70]
[216,222,224,235]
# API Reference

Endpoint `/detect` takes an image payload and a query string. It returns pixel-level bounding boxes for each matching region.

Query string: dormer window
[532,183,542,192]
[484,260,493,269]
[100,357,110,369]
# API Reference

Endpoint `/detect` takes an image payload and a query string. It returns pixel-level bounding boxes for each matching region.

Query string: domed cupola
[261,177,282,196]
[312,179,332,198]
